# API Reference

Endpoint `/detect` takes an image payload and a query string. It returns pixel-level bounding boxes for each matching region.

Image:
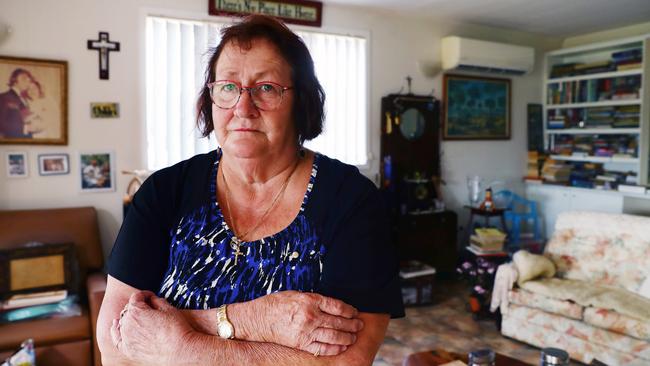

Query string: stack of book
[525,151,544,180]
[613,105,640,128]
[542,159,572,183]
[613,48,642,71]
[0,290,79,324]
[594,171,627,190]
[586,107,615,127]
[550,62,581,78]
[618,184,648,195]
[573,60,614,75]
[569,163,601,189]
[470,228,507,253]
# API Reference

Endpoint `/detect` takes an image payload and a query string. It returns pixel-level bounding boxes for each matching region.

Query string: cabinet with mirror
[380,94,457,277]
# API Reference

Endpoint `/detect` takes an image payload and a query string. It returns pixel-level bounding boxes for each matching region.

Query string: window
[145,16,368,170]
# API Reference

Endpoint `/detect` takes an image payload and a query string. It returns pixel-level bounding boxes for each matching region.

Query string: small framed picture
[38,153,69,176]
[79,151,115,192]
[90,102,119,118]
[6,151,28,178]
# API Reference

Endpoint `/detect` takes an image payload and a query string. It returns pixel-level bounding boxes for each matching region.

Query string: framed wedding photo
[79,151,115,192]
[0,55,68,145]
[38,153,69,176]
[6,151,28,178]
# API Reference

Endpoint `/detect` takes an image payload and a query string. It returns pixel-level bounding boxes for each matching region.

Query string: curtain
[145,16,368,170]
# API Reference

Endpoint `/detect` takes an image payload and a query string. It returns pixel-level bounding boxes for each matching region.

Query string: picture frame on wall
[38,153,69,176]
[0,55,68,145]
[5,151,28,178]
[208,0,323,27]
[442,74,511,140]
[79,151,115,192]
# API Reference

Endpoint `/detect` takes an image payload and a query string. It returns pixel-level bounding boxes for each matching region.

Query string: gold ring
[313,345,320,357]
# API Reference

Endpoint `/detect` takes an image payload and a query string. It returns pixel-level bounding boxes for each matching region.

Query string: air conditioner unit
[441,36,535,76]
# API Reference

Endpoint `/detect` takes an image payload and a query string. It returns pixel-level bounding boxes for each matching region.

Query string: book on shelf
[617,63,642,71]
[467,244,506,256]
[399,260,436,279]
[0,290,68,311]
[524,177,543,184]
[617,184,648,195]
[472,228,506,249]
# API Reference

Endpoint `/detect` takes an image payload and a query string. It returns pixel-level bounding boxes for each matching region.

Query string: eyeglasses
[207,80,293,111]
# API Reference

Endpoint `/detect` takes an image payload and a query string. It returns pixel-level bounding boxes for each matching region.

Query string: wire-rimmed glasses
[207,80,293,111]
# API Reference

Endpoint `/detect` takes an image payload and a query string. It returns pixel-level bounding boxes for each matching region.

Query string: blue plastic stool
[494,190,542,249]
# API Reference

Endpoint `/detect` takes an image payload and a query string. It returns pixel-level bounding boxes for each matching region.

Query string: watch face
[218,322,233,339]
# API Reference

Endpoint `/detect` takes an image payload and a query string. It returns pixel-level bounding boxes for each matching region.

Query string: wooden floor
[373,280,543,366]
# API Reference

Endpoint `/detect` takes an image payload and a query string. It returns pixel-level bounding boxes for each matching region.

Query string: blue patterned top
[109,149,404,317]
[159,149,323,309]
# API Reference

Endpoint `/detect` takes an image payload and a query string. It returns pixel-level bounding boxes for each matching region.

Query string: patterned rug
[373,280,544,366]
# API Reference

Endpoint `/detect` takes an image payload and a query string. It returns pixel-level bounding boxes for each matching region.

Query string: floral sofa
[501,211,650,366]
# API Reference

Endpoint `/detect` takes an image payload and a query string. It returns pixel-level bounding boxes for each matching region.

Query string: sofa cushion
[520,277,650,322]
[0,309,90,351]
[584,307,650,341]
[545,211,650,294]
[503,304,650,365]
[509,288,583,320]
[513,250,556,286]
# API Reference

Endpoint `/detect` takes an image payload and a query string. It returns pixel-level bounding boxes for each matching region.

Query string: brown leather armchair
[0,207,107,366]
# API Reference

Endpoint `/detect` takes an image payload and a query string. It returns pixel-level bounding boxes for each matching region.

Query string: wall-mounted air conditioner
[441,36,535,75]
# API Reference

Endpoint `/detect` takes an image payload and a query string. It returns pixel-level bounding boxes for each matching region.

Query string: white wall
[0,0,562,257]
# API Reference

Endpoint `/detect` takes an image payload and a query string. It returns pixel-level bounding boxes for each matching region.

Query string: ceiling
[321,0,650,37]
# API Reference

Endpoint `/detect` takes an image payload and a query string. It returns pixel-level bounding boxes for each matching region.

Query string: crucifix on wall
[87,32,120,80]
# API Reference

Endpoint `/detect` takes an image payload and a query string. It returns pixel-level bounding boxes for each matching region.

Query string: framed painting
[442,74,510,140]
[79,151,115,192]
[0,55,68,145]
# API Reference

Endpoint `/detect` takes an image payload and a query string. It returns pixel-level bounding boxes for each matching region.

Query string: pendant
[230,236,243,265]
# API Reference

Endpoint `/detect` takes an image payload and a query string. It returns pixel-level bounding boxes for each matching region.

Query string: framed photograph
[90,102,119,118]
[0,55,68,145]
[209,0,322,27]
[5,151,28,178]
[38,153,69,176]
[79,151,115,192]
[442,74,511,140]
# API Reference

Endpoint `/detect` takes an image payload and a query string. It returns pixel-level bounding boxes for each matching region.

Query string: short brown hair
[196,15,325,144]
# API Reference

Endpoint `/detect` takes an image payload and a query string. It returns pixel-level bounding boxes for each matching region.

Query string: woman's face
[212,38,295,159]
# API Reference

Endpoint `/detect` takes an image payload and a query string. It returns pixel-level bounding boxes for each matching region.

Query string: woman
[97,14,403,365]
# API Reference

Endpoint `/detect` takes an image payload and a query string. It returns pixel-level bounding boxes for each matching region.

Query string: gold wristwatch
[216,304,235,339]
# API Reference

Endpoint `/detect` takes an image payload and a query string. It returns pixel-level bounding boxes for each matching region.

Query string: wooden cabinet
[394,211,457,278]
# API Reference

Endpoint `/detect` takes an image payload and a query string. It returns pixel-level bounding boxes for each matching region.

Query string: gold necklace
[220,157,300,265]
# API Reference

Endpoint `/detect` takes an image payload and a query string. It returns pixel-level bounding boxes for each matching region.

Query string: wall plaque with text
[209,0,322,27]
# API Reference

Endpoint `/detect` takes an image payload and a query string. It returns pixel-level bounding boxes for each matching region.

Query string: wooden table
[403,349,531,366]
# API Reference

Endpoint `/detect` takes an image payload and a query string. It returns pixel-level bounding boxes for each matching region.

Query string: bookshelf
[542,35,650,187]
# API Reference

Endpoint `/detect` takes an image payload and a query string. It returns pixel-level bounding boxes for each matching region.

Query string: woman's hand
[111,291,196,365]
[231,291,364,356]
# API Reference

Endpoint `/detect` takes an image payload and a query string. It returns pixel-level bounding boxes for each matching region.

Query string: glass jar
[540,347,569,366]
[468,348,495,366]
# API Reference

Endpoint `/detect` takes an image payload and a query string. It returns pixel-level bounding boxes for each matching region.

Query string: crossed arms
[97,275,389,366]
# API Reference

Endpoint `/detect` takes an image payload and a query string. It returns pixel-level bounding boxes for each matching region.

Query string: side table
[459,247,510,321]
[464,205,508,232]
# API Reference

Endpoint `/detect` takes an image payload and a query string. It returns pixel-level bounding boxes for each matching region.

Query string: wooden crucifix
[87,32,120,80]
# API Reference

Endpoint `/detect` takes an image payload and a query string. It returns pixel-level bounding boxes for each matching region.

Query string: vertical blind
[145,16,368,170]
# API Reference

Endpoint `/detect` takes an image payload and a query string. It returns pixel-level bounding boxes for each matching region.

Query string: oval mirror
[399,108,425,140]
